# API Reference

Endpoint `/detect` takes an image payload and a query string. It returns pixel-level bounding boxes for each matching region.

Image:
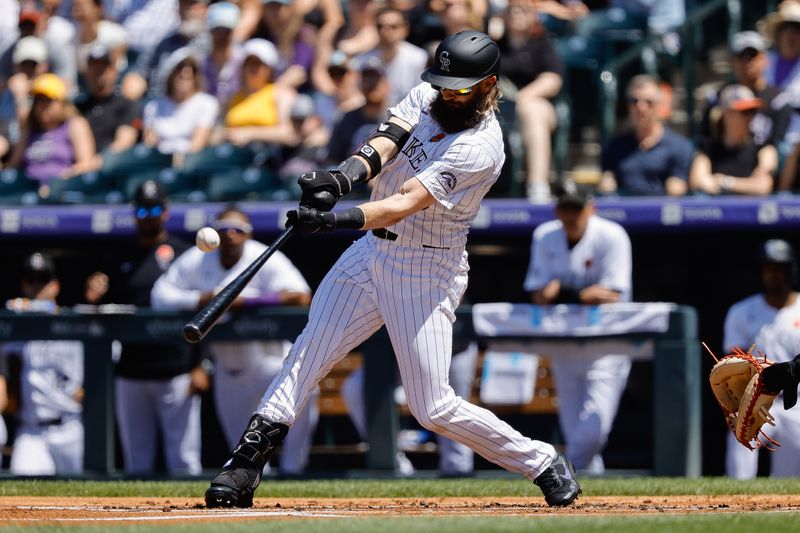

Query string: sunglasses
[213,220,253,234]
[431,84,474,95]
[627,96,657,107]
[135,205,164,219]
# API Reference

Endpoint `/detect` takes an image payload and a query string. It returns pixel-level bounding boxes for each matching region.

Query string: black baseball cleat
[204,415,288,509]
[533,453,581,507]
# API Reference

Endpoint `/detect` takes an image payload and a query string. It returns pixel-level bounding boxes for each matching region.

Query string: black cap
[22,252,55,281]
[133,179,168,206]
[555,180,592,208]
[421,30,500,90]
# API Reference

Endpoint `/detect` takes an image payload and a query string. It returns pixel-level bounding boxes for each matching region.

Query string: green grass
[0,477,799,498]
[2,514,800,533]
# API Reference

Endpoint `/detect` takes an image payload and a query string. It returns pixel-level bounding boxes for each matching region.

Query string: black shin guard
[230,415,289,469]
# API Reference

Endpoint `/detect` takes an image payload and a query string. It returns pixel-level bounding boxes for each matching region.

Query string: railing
[0,305,700,476]
[598,0,742,143]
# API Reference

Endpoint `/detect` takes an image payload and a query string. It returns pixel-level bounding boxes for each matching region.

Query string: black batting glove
[298,170,353,212]
[286,206,336,234]
[761,354,800,410]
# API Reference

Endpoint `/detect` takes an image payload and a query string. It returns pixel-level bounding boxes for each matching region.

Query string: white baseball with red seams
[255,83,560,480]
[195,227,220,252]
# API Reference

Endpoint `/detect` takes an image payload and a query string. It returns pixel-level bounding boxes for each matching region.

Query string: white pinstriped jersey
[524,215,632,300]
[374,83,505,249]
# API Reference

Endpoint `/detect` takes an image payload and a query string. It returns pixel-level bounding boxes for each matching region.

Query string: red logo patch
[429,133,446,143]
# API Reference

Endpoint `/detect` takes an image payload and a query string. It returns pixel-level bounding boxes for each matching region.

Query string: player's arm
[761,353,800,410]
[297,115,414,211]
[287,177,435,233]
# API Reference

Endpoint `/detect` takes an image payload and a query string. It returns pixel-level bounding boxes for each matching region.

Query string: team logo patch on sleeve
[438,171,457,191]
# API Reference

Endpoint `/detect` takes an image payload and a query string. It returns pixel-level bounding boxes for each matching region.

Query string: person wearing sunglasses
[205,30,580,509]
[690,84,777,196]
[83,180,208,476]
[599,74,695,197]
[151,205,316,477]
[357,7,428,107]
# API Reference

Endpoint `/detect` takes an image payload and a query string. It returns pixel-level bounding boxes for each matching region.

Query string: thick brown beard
[429,91,486,133]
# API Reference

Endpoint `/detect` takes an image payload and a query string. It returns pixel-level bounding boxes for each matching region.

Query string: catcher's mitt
[706,344,780,450]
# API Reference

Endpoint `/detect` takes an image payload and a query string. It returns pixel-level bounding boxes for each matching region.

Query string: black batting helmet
[758,239,797,281]
[421,30,500,90]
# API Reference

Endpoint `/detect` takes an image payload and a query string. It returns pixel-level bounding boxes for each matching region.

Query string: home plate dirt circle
[1,495,798,524]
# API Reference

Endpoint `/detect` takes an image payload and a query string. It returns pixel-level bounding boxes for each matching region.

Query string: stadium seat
[180,144,256,178]
[205,166,277,201]
[121,166,207,203]
[101,144,172,177]
[46,171,124,204]
[0,168,41,205]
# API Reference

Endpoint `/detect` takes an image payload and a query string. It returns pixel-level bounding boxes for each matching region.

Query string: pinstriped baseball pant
[259,234,556,479]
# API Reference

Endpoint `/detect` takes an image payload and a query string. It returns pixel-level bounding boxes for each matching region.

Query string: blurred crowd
[0,1,797,204]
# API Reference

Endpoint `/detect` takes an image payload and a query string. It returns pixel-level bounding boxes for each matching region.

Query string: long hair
[479,82,502,115]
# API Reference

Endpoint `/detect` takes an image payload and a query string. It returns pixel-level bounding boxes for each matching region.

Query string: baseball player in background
[205,30,580,508]
[524,182,633,474]
[723,239,800,478]
[84,181,206,475]
[151,205,317,475]
[1,253,84,475]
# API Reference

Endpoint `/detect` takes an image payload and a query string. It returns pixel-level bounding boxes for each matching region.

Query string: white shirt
[143,92,219,154]
[376,83,505,249]
[151,240,310,370]
[524,215,632,300]
[724,294,800,364]
[360,42,429,107]
[0,341,83,425]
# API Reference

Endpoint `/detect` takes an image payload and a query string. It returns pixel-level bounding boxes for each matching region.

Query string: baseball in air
[196,227,220,252]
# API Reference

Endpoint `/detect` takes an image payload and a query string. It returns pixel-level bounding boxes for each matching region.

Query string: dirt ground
[1,495,799,524]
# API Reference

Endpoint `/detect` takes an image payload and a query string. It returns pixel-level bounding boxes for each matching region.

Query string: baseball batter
[151,206,317,475]
[524,182,633,474]
[1,253,84,475]
[723,239,800,478]
[205,31,580,508]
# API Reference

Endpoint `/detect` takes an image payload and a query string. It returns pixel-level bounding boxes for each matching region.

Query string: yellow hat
[31,73,67,101]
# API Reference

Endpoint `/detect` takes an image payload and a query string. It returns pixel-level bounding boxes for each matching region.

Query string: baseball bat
[183,227,295,343]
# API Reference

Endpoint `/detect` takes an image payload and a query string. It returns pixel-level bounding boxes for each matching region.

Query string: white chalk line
[10,507,347,522]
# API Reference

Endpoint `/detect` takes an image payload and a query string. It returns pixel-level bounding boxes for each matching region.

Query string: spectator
[357,7,428,107]
[311,49,364,132]
[253,0,315,89]
[75,44,140,162]
[220,38,298,147]
[0,36,49,154]
[436,0,487,37]
[276,93,329,181]
[103,0,179,58]
[336,0,380,57]
[497,1,564,203]
[121,0,210,101]
[231,0,264,43]
[524,181,633,474]
[690,85,777,196]
[723,239,800,478]
[764,3,800,100]
[1,253,84,476]
[70,0,127,77]
[83,180,206,475]
[203,1,244,107]
[0,2,78,93]
[702,32,791,160]
[143,47,218,161]
[0,0,19,60]
[599,75,694,196]
[8,73,96,187]
[326,56,390,166]
[151,205,318,476]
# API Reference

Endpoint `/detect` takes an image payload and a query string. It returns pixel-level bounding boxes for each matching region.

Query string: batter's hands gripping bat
[183,227,295,343]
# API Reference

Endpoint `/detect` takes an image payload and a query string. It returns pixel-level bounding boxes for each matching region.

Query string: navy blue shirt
[602,127,695,195]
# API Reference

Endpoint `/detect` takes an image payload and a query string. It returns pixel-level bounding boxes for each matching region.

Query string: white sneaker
[527,181,552,204]
[396,451,415,477]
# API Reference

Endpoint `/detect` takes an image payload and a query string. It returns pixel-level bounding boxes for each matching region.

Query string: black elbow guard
[368,121,411,150]
[554,286,582,304]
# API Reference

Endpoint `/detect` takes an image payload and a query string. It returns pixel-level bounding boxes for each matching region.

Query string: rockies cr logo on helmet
[421,30,500,91]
